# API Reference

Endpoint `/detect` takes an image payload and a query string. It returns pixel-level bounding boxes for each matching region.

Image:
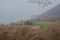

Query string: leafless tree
[28,0,52,7]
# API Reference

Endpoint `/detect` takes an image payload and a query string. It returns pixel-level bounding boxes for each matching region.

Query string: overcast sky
[0,0,60,24]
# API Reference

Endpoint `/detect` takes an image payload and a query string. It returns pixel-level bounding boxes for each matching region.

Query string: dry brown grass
[0,24,60,40]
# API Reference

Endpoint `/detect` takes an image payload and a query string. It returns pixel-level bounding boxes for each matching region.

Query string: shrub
[0,24,60,40]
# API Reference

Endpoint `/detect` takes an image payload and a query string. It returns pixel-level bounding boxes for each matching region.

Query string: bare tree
[28,0,52,7]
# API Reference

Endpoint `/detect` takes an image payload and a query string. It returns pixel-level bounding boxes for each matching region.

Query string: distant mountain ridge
[34,3,60,22]
[16,4,60,24]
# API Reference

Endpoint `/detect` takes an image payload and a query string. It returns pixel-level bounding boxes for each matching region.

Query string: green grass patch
[35,22,58,28]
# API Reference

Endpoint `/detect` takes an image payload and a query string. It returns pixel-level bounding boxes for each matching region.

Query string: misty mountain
[16,3,60,24]
[34,3,60,22]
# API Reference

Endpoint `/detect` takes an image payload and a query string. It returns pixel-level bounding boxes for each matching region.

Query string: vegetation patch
[35,21,59,28]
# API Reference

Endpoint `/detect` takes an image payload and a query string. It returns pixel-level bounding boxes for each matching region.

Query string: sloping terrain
[16,4,60,24]
[34,4,60,22]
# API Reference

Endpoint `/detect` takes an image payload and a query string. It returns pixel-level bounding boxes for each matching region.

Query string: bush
[0,24,60,40]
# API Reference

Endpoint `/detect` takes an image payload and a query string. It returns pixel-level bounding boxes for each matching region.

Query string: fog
[0,0,60,24]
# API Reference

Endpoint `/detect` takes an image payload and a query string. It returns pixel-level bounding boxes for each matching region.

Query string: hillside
[16,4,60,24]
[34,3,60,22]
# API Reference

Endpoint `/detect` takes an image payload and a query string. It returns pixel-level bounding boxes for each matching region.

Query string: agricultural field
[35,21,60,28]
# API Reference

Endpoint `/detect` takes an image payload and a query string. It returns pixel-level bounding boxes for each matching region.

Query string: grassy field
[35,21,60,28]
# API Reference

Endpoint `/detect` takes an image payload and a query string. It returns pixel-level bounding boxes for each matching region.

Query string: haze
[0,0,60,24]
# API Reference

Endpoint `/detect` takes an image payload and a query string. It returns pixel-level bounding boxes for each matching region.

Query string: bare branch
[28,0,52,7]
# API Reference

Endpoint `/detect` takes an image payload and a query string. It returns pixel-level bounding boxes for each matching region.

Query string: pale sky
[0,0,60,24]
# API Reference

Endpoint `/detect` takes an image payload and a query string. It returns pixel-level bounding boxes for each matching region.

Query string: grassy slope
[35,21,60,28]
